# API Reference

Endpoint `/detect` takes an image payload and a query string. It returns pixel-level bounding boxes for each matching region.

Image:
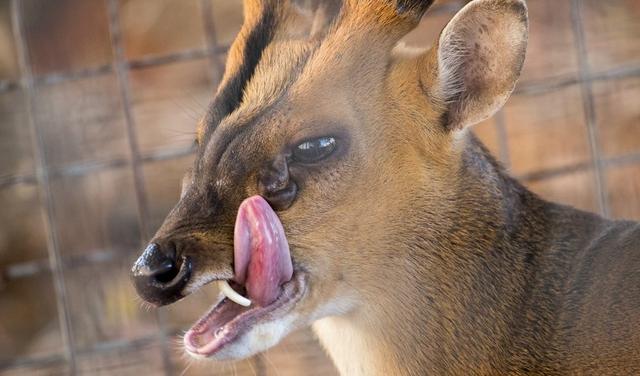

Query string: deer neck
[314,135,602,375]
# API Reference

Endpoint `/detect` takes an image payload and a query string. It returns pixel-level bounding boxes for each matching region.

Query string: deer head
[131,0,528,366]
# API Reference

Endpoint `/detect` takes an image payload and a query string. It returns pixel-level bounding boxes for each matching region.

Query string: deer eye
[292,136,337,163]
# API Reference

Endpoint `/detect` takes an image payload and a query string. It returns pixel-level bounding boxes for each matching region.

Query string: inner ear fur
[423,0,528,131]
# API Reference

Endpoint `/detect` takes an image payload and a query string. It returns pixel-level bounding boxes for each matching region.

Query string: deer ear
[427,0,528,130]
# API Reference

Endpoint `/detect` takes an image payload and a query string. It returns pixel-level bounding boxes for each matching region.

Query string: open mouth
[184,273,306,357]
[183,195,303,357]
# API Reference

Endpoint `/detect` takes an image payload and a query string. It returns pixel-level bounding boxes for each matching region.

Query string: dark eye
[292,136,337,163]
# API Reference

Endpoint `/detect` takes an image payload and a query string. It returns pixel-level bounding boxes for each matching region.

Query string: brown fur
[133,0,640,374]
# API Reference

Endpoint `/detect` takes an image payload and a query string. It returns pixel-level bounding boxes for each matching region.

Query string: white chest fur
[313,316,398,376]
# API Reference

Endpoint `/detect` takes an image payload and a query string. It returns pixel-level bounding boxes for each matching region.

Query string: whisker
[262,352,283,376]
[178,358,193,376]
[246,358,257,376]
[172,332,186,352]
[172,93,208,122]
[132,295,155,312]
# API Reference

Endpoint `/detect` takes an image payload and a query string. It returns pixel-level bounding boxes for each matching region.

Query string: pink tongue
[233,195,293,307]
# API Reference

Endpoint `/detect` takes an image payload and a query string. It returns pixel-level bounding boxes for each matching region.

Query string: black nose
[131,243,192,306]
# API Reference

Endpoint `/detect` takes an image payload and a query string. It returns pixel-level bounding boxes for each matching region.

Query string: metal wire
[571,0,608,216]
[494,109,511,169]
[9,0,77,373]
[200,0,226,82]
[105,0,175,373]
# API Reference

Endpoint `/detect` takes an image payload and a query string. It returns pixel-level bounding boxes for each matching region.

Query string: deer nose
[131,243,192,306]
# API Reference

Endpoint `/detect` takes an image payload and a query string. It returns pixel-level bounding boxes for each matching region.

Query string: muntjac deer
[131,0,640,374]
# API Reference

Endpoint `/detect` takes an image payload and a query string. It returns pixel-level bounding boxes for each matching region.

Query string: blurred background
[0,0,638,374]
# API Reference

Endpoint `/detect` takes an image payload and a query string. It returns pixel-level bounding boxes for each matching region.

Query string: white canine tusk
[218,280,251,307]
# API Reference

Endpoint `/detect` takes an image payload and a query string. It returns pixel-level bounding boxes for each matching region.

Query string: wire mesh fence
[0,0,639,374]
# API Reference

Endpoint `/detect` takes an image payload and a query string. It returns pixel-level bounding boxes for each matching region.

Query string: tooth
[218,280,251,307]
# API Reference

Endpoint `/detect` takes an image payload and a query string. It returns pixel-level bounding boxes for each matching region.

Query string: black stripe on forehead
[396,0,436,18]
[202,6,278,144]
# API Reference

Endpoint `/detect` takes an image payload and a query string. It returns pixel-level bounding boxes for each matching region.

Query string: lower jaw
[183,272,307,358]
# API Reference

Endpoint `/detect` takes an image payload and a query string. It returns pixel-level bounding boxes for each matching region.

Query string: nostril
[265,182,298,211]
[153,259,180,284]
[133,242,182,284]
[132,242,192,306]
